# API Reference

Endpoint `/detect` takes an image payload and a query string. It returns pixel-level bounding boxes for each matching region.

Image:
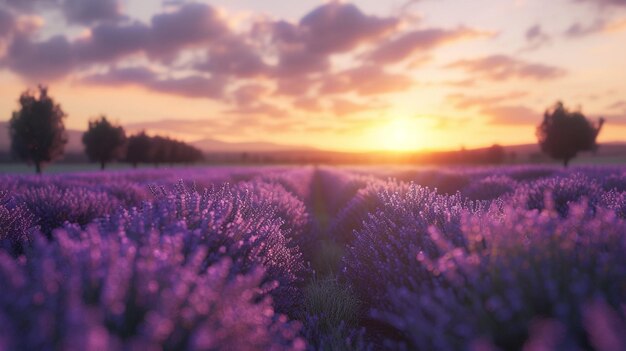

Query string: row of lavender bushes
[1,165,626,350]
[319,166,626,350]
[0,167,315,350]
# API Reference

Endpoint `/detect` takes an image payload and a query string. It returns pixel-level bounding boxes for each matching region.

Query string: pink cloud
[298,2,399,54]
[320,65,413,96]
[481,105,540,125]
[83,67,226,99]
[331,98,384,116]
[367,27,492,64]
[62,0,123,25]
[446,55,567,81]
[447,92,528,109]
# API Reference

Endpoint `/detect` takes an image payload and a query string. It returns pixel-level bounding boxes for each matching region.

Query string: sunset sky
[0,0,625,152]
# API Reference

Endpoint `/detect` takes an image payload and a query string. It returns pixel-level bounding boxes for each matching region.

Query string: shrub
[329,179,412,246]
[371,203,626,350]
[241,180,316,264]
[96,181,308,315]
[512,173,602,217]
[0,230,305,350]
[14,185,121,236]
[462,175,518,201]
[341,183,485,307]
[0,191,36,255]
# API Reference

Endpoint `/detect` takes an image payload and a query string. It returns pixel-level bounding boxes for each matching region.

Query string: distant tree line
[9,86,203,173]
[82,116,204,169]
[125,132,204,168]
[7,86,606,173]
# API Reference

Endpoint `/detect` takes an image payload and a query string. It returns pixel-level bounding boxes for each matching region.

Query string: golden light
[372,118,420,151]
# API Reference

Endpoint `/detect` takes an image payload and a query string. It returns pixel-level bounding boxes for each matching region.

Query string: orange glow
[0,1,625,154]
[369,118,426,152]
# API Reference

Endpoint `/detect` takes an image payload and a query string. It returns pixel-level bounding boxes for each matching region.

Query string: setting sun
[1,1,625,152]
[385,119,413,151]
[371,118,426,152]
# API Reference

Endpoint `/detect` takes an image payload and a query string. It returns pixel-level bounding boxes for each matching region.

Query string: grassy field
[2,153,626,175]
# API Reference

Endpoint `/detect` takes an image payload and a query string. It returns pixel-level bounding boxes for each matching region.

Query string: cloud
[82,66,155,85]
[274,75,317,97]
[195,37,269,78]
[319,65,413,96]
[523,24,551,51]
[367,27,492,64]
[150,75,225,99]
[3,34,75,81]
[573,0,626,7]
[480,105,540,125]
[0,9,43,40]
[0,8,16,38]
[74,21,151,63]
[446,54,567,81]
[225,102,288,119]
[2,2,232,78]
[1,0,510,129]
[565,20,603,38]
[292,97,323,112]
[565,17,626,38]
[265,2,399,77]
[447,92,528,109]
[75,2,230,61]
[331,98,383,116]
[62,0,123,25]
[296,2,399,54]
[231,84,270,107]
[3,0,123,25]
[601,113,626,125]
[607,100,626,111]
[274,46,330,77]
[83,66,225,99]
[2,0,46,12]
[148,3,229,59]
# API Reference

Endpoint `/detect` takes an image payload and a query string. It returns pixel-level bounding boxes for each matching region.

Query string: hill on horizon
[2,120,626,157]
[0,121,316,154]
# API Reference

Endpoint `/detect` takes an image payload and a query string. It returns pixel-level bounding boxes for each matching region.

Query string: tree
[9,85,68,174]
[126,131,153,168]
[151,136,171,167]
[537,101,604,167]
[82,116,127,170]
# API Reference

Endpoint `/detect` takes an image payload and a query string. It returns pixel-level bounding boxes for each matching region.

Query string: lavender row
[0,168,318,350]
[327,167,626,349]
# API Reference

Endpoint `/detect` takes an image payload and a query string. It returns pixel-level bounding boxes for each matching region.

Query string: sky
[0,0,625,152]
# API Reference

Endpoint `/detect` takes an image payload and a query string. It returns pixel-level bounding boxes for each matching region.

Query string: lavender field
[1,165,625,351]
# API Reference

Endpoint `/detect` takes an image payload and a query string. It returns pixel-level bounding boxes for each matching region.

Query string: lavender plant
[0,191,36,255]
[512,173,603,216]
[462,175,518,201]
[340,182,486,307]
[14,185,122,236]
[0,230,305,350]
[370,202,626,350]
[329,179,413,246]
[95,180,309,315]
